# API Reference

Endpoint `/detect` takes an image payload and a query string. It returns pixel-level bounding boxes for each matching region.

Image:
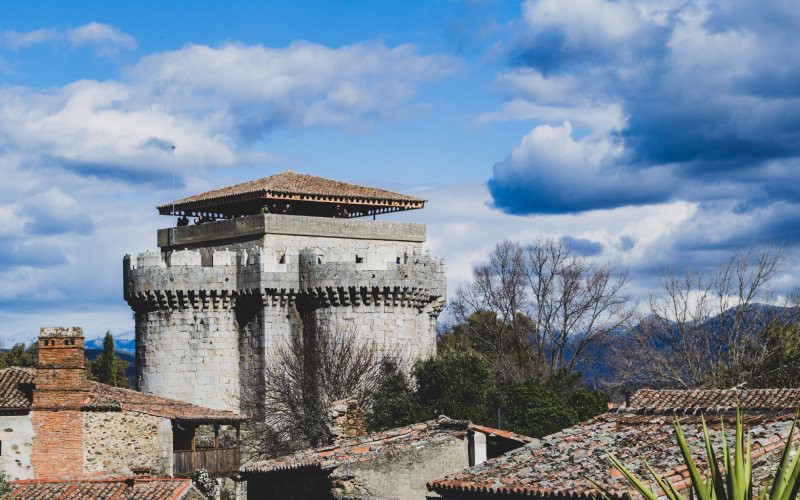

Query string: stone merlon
[125,244,445,312]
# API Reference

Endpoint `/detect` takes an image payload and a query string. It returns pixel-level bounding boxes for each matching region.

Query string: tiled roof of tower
[241,416,532,474]
[158,170,426,217]
[12,477,199,499]
[427,388,800,498]
[0,367,34,410]
[0,367,245,422]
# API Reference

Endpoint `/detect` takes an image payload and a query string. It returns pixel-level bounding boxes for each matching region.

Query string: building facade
[0,327,244,482]
[241,415,532,500]
[124,171,446,412]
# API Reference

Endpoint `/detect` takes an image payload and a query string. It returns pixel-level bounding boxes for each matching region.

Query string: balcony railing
[173,447,240,478]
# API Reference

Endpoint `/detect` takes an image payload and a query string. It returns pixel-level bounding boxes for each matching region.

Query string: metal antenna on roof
[171,144,177,222]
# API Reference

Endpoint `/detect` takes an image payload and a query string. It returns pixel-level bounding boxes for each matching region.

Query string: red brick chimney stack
[33,327,88,409]
[31,326,87,479]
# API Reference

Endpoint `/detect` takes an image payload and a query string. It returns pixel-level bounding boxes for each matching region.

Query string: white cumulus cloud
[1,28,58,50]
[67,22,137,56]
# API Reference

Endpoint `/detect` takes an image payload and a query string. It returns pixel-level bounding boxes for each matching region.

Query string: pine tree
[98,331,118,386]
[89,331,129,388]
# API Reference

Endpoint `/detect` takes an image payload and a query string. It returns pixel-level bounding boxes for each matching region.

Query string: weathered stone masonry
[125,214,446,412]
[83,410,173,476]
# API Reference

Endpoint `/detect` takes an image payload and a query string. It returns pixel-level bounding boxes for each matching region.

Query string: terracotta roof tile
[0,367,245,422]
[12,477,197,499]
[628,388,800,414]
[0,367,34,410]
[428,388,800,498]
[158,170,425,213]
[83,380,246,422]
[242,416,532,475]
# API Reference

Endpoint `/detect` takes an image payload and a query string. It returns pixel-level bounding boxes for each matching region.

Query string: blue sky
[0,0,798,345]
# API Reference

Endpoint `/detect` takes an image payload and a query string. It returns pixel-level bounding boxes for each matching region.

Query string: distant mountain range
[85,336,136,353]
[575,303,799,389]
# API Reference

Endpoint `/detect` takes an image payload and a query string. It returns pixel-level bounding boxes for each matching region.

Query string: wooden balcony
[173,447,241,478]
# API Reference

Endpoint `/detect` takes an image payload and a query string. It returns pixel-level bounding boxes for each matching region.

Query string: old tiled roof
[0,367,34,410]
[82,381,246,422]
[242,416,532,475]
[12,477,199,499]
[469,424,534,445]
[158,170,425,214]
[0,367,244,422]
[428,388,800,498]
[628,388,800,414]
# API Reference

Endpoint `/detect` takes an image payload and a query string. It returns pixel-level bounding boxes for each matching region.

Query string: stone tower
[124,171,445,411]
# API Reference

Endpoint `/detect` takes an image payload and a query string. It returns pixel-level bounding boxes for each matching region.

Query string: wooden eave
[158,189,425,218]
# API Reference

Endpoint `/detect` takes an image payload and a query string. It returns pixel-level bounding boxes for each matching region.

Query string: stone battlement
[124,247,445,312]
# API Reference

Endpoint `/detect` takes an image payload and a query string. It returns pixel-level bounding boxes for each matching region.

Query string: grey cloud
[561,235,603,256]
[490,0,800,217]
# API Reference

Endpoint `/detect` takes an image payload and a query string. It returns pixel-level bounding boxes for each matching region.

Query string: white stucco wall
[0,414,35,480]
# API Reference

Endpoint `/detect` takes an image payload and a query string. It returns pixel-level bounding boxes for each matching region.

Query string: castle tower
[124,171,446,412]
[31,327,88,479]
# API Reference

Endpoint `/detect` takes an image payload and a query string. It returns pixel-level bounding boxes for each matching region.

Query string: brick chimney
[33,327,88,409]
[31,327,87,479]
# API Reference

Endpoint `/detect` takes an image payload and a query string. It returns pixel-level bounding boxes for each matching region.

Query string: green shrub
[489,379,577,438]
[0,469,13,498]
[568,386,608,422]
[413,349,490,424]
[366,368,420,432]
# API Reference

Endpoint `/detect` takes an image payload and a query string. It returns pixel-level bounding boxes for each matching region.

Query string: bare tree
[239,308,395,461]
[450,239,631,382]
[617,246,792,389]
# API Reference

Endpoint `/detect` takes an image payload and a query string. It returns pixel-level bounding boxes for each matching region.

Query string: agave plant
[597,410,800,500]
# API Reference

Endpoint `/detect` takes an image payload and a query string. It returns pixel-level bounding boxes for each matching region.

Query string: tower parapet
[125,172,446,412]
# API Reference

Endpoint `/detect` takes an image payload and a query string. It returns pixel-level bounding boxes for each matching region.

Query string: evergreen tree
[98,332,118,385]
[366,368,420,432]
[0,342,37,368]
[489,380,577,438]
[413,348,490,424]
[89,332,130,388]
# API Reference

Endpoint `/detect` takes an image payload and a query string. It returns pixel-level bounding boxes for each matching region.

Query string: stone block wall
[136,309,240,411]
[318,304,438,365]
[0,414,34,480]
[83,410,173,476]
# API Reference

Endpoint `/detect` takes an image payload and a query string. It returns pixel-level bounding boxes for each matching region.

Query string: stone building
[427,388,800,498]
[0,327,244,481]
[124,171,446,412]
[240,415,532,499]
